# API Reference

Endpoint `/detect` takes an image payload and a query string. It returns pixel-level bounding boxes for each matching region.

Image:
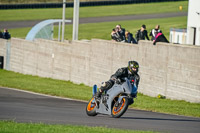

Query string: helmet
[128,61,139,74]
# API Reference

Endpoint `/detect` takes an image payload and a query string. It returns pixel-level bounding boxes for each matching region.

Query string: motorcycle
[86,77,137,118]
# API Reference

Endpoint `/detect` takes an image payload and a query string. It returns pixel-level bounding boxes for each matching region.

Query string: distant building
[170,28,187,44]
[186,0,200,46]
[170,0,200,45]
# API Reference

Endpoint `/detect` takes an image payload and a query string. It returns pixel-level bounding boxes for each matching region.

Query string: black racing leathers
[100,67,140,92]
[135,29,149,42]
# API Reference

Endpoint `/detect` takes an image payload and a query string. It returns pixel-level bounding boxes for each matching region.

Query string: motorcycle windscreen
[127,78,137,95]
[123,79,137,95]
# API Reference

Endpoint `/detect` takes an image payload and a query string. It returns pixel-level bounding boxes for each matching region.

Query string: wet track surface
[0,87,199,133]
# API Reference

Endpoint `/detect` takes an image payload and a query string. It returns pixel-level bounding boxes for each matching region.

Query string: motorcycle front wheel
[86,97,97,116]
[111,97,129,118]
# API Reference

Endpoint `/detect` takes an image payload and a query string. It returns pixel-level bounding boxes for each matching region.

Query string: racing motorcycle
[86,77,137,118]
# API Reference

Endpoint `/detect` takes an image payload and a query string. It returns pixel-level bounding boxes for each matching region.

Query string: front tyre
[86,97,97,116]
[112,97,129,118]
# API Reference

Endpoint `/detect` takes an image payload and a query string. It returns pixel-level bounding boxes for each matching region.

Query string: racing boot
[94,88,103,101]
[94,81,113,102]
[94,88,104,108]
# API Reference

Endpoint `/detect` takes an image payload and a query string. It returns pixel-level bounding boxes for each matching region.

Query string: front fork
[117,95,134,105]
[117,96,126,104]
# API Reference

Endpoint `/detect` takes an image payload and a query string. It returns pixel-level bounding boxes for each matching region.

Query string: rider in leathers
[95,61,140,99]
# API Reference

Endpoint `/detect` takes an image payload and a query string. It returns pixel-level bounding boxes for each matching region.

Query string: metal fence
[0,0,187,9]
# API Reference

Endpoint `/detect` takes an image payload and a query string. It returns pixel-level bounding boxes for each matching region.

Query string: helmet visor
[130,63,139,72]
[132,64,139,69]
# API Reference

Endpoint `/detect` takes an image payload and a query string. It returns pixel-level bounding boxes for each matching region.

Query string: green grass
[0,0,66,4]
[0,69,91,101]
[0,1,188,21]
[0,121,158,133]
[0,0,99,4]
[9,16,187,40]
[0,69,199,117]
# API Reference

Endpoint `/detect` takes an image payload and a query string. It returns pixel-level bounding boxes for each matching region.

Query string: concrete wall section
[138,41,200,103]
[138,42,168,98]
[0,38,199,103]
[167,45,200,102]
[0,39,7,69]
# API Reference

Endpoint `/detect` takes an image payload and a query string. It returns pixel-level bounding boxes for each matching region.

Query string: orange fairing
[87,98,96,111]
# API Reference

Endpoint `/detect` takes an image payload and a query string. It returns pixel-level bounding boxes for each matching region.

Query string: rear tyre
[111,97,129,118]
[86,97,97,116]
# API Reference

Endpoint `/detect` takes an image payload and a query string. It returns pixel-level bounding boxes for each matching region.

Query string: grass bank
[0,0,103,4]
[9,16,187,40]
[0,69,199,117]
[0,1,188,21]
[0,121,158,133]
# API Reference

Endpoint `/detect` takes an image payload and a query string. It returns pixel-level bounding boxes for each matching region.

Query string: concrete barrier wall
[0,39,7,69]
[0,38,199,103]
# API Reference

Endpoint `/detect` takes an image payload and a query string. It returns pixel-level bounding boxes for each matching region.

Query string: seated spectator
[135,24,149,42]
[111,28,123,42]
[116,24,126,42]
[153,32,169,45]
[3,29,11,40]
[0,30,3,38]
[149,25,162,41]
[125,31,137,44]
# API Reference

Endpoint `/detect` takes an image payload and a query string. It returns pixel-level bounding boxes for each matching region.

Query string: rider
[95,61,140,100]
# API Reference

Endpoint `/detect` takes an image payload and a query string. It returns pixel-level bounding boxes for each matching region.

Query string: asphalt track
[0,12,187,29]
[0,87,199,133]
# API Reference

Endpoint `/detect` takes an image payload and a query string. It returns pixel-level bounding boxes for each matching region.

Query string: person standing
[111,28,123,42]
[125,31,137,44]
[149,25,162,41]
[153,33,169,45]
[0,30,3,38]
[135,24,149,42]
[116,24,126,42]
[3,29,11,40]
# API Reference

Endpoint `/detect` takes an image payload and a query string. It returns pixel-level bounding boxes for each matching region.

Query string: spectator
[111,28,118,41]
[153,32,169,45]
[149,25,162,41]
[0,30,3,38]
[3,29,11,40]
[116,24,126,42]
[135,24,149,42]
[111,28,123,42]
[125,31,137,44]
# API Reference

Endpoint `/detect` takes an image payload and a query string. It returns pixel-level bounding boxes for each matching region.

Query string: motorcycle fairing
[95,78,137,115]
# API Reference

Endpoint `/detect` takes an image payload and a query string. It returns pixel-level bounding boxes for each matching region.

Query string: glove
[115,79,121,84]
[110,76,117,81]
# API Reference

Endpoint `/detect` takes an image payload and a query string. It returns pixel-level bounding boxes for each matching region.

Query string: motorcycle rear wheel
[86,97,97,116]
[111,97,129,118]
